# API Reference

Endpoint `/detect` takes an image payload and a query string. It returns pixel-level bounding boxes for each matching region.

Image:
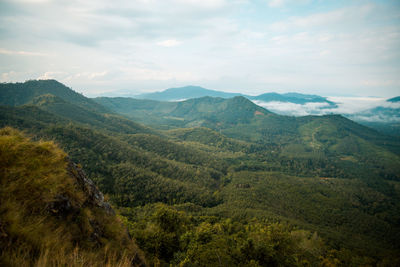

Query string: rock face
[50,158,147,267]
[0,127,147,267]
[47,158,116,218]
[66,158,115,215]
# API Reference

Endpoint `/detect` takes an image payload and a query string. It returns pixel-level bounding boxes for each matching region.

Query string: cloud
[269,4,374,31]
[38,71,69,80]
[267,0,311,8]
[268,0,285,8]
[157,39,181,47]
[253,97,400,121]
[326,96,387,114]
[253,100,332,116]
[174,0,227,9]
[1,71,18,82]
[0,48,47,56]
[350,114,400,123]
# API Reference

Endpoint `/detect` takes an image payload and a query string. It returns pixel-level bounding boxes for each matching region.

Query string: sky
[0,0,400,97]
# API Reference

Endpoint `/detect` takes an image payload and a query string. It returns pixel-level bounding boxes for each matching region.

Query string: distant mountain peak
[388,96,400,102]
[136,85,241,101]
[134,85,335,107]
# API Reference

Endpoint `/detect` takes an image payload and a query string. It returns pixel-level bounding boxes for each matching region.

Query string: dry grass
[0,127,145,266]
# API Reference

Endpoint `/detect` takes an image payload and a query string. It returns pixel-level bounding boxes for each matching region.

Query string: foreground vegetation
[0,127,145,266]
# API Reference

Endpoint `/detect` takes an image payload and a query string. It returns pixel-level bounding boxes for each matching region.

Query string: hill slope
[0,80,152,135]
[0,79,108,113]
[94,96,272,129]
[0,127,146,266]
[95,95,400,156]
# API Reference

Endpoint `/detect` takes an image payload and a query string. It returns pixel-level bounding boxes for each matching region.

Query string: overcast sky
[0,0,399,97]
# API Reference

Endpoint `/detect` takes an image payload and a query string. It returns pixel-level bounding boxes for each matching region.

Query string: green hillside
[96,95,400,180]
[0,127,146,266]
[0,81,153,135]
[0,80,108,113]
[1,80,400,265]
[94,96,271,129]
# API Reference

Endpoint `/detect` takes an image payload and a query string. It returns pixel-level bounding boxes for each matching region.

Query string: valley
[1,80,400,266]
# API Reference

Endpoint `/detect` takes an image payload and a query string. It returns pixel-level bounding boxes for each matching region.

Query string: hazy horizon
[1,0,399,97]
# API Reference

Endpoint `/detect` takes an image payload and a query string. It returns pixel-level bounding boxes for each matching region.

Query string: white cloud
[38,71,69,80]
[0,48,47,56]
[156,39,182,47]
[1,71,18,82]
[269,4,374,31]
[319,50,331,56]
[362,79,400,87]
[11,0,50,3]
[268,0,285,8]
[252,97,400,120]
[253,100,331,116]
[326,96,386,114]
[174,0,227,9]
[351,114,400,123]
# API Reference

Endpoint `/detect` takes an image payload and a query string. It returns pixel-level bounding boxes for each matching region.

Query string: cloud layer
[0,0,399,96]
[253,97,400,123]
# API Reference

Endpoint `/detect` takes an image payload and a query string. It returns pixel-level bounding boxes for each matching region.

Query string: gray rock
[66,158,115,215]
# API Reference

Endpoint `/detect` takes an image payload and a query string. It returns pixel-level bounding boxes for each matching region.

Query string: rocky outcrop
[66,158,115,215]
[47,158,147,266]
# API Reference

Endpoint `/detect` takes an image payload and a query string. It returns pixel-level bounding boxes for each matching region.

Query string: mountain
[2,80,400,264]
[388,96,400,102]
[0,127,146,266]
[97,94,400,180]
[0,80,152,135]
[135,85,241,101]
[249,92,336,106]
[94,96,272,129]
[0,79,109,113]
[132,85,335,107]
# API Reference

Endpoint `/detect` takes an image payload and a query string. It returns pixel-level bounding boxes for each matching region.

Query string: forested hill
[0,80,153,135]
[249,92,335,105]
[1,80,400,265]
[0,80,108,113]
[96,95,400,156]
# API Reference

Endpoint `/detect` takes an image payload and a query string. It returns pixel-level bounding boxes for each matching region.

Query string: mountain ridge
[133,85,335,106]
[0,79,109,113]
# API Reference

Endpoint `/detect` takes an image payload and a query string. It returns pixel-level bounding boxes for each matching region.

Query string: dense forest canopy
[1,80,400,266]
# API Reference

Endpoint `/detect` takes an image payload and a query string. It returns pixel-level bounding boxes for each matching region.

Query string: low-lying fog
[253,97,400,123]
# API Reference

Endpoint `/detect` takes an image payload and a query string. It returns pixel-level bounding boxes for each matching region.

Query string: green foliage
[212,171,400,257]
[120,204,332,266]
[2,80,400,265]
